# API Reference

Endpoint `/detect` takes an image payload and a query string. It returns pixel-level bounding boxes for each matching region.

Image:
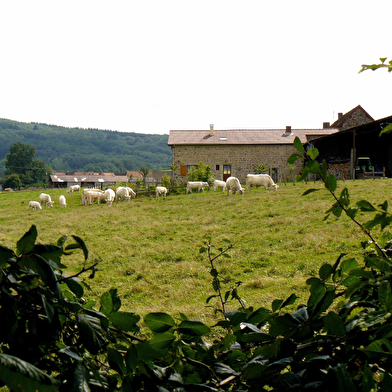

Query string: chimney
[284,126,292,135]
[323,122,330,129]
[338,113,343,119]
[209,124,214,136]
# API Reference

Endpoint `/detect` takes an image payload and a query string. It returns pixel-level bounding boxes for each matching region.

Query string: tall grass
[0,179,389,325]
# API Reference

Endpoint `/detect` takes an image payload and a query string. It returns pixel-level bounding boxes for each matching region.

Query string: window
[216,165,220,171]
[223,165,231,175]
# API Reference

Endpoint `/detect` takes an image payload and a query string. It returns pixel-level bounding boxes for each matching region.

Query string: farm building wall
[172,144,303,183]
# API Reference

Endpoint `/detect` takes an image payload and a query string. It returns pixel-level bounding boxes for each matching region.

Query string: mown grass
[1,179,390,326]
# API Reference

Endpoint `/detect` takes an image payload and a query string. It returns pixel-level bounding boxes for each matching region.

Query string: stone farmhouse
[168,105,374,184]
[168,126,337,184]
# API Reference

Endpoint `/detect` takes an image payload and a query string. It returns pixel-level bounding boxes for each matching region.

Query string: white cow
[28,201,42,210]
[39,193,54,207]
[68,185,81,193]
[246,174,279,192]
[59,195,67,207]
[155,186,168,198]
[123,186,136,199]
[186,181,209,194]
[225,177,244,195]
[116,187,130,202]
[104,189,116,206]
[81,189,105,205]
[213,180,226,192]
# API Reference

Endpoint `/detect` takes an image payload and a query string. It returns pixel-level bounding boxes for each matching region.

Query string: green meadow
[0,179,389,326]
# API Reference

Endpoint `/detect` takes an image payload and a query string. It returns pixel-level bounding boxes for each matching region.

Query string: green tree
[4,173,21,189]
[253,163,269,174]
[187,161,213,183]
[4,142,51,186]
[139,165,150,186]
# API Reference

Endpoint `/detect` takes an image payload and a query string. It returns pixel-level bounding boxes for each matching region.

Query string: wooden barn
[49,172,129,189]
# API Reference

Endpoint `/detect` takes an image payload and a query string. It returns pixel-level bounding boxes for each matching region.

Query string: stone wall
[172,144,304,183]
[340,110,373,130]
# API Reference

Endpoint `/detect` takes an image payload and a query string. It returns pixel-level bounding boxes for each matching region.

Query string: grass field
[1,179,390,326]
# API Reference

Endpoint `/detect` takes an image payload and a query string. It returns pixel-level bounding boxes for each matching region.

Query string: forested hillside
[0,118,171,173]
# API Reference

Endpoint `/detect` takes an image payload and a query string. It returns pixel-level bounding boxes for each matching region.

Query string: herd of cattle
[27,174,278,210]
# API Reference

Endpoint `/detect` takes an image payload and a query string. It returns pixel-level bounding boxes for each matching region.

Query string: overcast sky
[0,1,390,135]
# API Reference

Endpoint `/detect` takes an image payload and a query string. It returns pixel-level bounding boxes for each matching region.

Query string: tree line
[0,118,171,174]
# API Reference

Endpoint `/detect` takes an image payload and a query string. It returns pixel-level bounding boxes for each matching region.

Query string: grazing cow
[116,187,131,202]
[104,189,116,206]
[123,186,136,199]
[155,186,168,198]
[59,195,67,208]
[225,177,244,195]
[81,189,105,205]
[246,174,279,192]
[213,180,226,192]
[28,201,42,210]
[68,185,81,193]
[39,193,54,207]
[186,181,209,194]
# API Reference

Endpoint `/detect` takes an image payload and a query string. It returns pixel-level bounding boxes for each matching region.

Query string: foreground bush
[1,140,392,390]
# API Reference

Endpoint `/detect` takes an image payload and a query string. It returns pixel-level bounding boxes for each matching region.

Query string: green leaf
[293,136,305,153]
[340,258,358,274]
[70,363,90,391]
[16,225,37,256]
[325,174,337,192]
[302,188,320,196]
[149,331,176,350]
[381,371,392,391]
[144,312,176,333]
[272,299,284,313]
[380,123,392,136]
[136,341,168,361]
[287,153,303,164]
[319,263,333,281]
[379,281,392,310]
[109,312,140,332]
[330,363,357,392]
[307,147,319,160]
[346,206,359,218]
[357,200,376,212]
[177,320,210,336]
[30,244,65,268]
[0,354,60,392]
[66,235,89,261]
[108,347,126,376]
[41,295,55,324]
[99,289,122,316]
[0,245,14,268]
[19,254,56,287]
[64,277,84,298]
[323,311,346,337]
[269,314,299,338]
[361,339,392,357]
[77,314,107,354]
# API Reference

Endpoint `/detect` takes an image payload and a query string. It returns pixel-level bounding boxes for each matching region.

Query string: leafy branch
[288,137,389,258]
[201,239,246,318]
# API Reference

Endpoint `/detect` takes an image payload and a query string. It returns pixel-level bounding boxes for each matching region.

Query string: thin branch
[55,262,99,284]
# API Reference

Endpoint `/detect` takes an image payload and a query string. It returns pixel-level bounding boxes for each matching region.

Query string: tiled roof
[168,128,339,146]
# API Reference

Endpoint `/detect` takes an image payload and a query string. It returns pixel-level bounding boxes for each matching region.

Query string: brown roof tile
[168,128,338,145]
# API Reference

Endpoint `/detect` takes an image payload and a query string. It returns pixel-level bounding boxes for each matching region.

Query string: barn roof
[50,172,128,183]
[168,128,339,146]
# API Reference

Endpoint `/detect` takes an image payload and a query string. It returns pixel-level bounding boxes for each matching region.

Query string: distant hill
[0,118,171,173]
